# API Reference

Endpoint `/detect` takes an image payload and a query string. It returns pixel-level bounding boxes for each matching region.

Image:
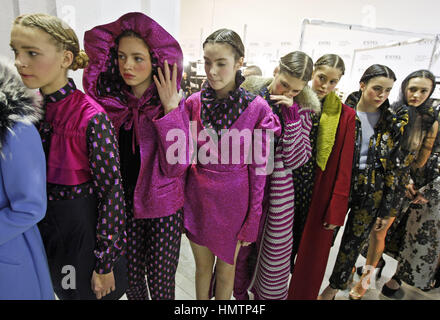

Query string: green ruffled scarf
[316,91,342,171]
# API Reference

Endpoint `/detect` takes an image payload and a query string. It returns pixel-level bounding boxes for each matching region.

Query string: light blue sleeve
[0,122,47,245]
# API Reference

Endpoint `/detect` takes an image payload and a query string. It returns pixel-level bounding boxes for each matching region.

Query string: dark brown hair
[401,69,436,105]
[203,29,244,61]
[360,64,396,84]
[115,30,149,49]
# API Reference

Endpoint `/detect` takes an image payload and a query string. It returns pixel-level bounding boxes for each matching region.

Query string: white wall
[17,0,57,15]
[0,1,17,60]
[1,0,58,61]
[147,0,181,39]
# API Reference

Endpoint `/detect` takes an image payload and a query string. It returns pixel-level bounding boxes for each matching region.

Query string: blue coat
[0,122,54,300]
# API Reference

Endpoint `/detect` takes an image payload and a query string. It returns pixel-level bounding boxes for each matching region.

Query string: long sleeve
[237,109,281,242]
[152,99,190,177]
[86,113,127,274]
[324,110,356,226]
[281,104,312,171]
[0,123,47,246]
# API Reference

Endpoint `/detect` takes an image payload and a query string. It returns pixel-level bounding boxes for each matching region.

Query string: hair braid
[14,13,89,70]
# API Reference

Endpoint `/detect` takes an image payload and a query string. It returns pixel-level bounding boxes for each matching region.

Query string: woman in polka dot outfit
[83,12,187,300]
[11,13,128,300]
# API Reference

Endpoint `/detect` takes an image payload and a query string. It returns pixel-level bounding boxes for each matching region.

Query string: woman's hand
[238,240,252,247]
[411,193,429,205]
[154,60,182,115]
[91,270,115,300]
[270,95,293,107]
[270,95,300,119]
[323,222,338,231]
[374,217,389,231]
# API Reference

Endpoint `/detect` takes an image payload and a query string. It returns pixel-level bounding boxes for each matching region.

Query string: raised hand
[154,60,182,115]
[405,183,417,200]
[270,94,294,107]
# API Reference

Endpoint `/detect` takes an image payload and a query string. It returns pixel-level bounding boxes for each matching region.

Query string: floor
[174,234,198,300]
[171,218,440,300]
[321,222,440,301]
[116,212,440,301]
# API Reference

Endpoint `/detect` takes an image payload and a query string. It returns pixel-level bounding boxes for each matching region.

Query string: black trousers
[38,196,128,300]
[125,208,183,300]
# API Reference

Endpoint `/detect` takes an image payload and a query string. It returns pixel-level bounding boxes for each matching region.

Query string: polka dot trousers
[125,205,183,300]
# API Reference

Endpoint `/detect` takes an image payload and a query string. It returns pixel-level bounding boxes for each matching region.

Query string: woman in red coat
[287,54,356,300]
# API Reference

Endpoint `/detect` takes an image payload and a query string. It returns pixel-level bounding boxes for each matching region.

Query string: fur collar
[0,58,43,154]
[241,75,321,114]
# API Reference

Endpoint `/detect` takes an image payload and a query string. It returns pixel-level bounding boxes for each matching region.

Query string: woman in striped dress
[234,51,320,300]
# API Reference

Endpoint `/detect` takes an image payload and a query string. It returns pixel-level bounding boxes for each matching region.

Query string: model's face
[203,43,243,98]
[270,70,306,99]
[405,77,433,107]
[360,76,394,109]
[10,25,70,95]
[311,65,342,99]
[118,36,153,96]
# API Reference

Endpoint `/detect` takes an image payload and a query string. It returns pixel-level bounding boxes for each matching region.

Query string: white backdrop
[349,38,439,102]
[299,20,439,102]
[179,0,440,78]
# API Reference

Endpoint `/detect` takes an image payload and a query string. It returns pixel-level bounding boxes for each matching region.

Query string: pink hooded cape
[83,12,188,219]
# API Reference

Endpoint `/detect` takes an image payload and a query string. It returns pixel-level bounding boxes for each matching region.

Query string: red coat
[287,103,356,300]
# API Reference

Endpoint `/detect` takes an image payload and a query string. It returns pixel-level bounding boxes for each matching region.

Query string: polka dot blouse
[200,72,256,136]
[39,81,126,274]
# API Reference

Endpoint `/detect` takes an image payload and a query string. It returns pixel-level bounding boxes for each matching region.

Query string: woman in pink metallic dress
[183,28,281,300]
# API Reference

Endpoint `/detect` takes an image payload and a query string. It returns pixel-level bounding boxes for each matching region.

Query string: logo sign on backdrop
[299,19,438,102]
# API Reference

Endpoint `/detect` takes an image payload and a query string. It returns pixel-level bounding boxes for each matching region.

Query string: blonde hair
[314,54,345,76]
[279,51,314,82]
[14,13,88,71]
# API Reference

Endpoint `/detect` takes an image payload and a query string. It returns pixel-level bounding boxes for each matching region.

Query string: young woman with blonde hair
[287,54,357,300]
[10,13,127,300]
[234,51,321,300]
